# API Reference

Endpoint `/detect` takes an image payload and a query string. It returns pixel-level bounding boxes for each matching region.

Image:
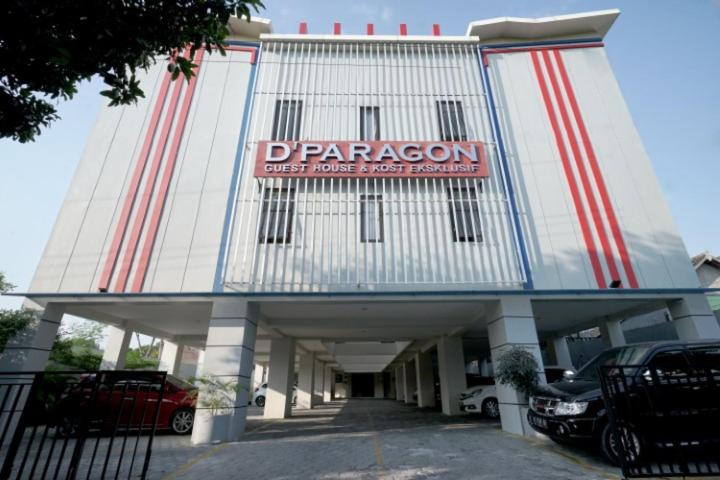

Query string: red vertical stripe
[553,50,639,288]
[112,48,190,292]
[541,50,622,286]
[432,24,441,36]
[299,22,308,34]
[530,51,606,288]
[130,49,204,292]
[333,22,341,35]
[399,24,408,36]
[97,63,173,292]
[367,23,374,35]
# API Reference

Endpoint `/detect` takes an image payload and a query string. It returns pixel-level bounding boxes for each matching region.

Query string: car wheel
[600,422,642,466]
[255,395,265,407]
[170,408,195,435]
[482,398,500,419]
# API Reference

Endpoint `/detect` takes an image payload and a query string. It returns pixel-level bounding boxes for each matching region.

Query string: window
[272,100,303,141]
[360,194,384,243]
[259,188,295,244]
[447,186,482,242]
[436,100,467,141]
[359,106,380,141]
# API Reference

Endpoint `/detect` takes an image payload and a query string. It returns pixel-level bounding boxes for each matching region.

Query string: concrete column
[487,298,545,436]
[100,325,132,370]
[394,366,403,401]
[313,359,324,405]
[399,363,409,402]
[373,373,384,398]
[253,364,266,390]
[551,336,573,369]
[0,304,64,372]
[297,353,316,409]
[388,371,396,399]
[264,337,296,419]
[437,335,467,416]
[415,351,435,408]
[669,294,720,339]
[323,365,333,402]
[195,349,205,377]
[191,299,257,444]
[404,360,417,404]
[599,317,626,347]
[158,340,183,375]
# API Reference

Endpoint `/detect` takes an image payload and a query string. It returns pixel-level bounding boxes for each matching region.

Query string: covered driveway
[150,398,620,479]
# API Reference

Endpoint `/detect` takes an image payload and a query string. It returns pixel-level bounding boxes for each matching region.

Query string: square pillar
[487,298,545,436]
[404,359,417,404]
[158,340,183,375]
[669,294,720,339]
[373,373,384,398]
[415,351,435,408]
[394,366,403,401]
[253,364,266,390]
[323,365,333,402]
[264,337,296,419]
[195,349,205,377]
[599,317,626,347]
[100,325,132,370]
[551,336,573,369]
[437,335,466,416]
[0,303,64,372]
[388,371,396,399]
[191,299,257,444]
[313,359,324,405]
[297,353,316,409]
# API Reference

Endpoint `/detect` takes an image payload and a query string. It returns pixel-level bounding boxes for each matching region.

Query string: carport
[11,288,715,443]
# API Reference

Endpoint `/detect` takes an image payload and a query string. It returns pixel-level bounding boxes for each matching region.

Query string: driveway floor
[151,399,621,480]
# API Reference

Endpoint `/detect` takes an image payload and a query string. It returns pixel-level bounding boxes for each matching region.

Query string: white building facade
[3,10,719,443]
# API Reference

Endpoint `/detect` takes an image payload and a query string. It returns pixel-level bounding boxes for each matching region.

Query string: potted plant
[493,346,540,434]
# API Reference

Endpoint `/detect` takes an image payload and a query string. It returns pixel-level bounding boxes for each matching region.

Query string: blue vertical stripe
[477,48,534,289]
[213,44,261,292]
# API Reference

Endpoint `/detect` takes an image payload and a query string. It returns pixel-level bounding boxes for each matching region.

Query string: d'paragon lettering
[254,141,489,178]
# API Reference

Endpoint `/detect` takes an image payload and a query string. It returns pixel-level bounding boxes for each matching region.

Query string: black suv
[526,340,720,464]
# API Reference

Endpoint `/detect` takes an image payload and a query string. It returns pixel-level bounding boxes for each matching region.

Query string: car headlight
[471,389,483,397]
[554,401,588,416]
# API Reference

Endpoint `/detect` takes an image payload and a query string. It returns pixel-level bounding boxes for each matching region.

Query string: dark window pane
[272,100,303,141]
[360,106,380,141]
[436,101,467,141]
[360,194,384,243]
[259,188,295,244]
[447,185,482,242]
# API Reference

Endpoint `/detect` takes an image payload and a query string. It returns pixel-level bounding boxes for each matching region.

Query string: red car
[55,372,197,436]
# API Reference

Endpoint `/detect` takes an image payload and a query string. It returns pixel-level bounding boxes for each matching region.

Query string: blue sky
[1,0,719,310]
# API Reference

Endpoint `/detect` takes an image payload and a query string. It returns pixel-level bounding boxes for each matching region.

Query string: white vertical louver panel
[226,40,525,292]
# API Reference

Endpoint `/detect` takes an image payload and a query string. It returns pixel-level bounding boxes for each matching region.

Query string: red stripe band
[531,50,606,288]
[97,61,173,292]
[131,48,205,292]
[541,50,622,287]
[113,47,191,292]
[552,50,639,288]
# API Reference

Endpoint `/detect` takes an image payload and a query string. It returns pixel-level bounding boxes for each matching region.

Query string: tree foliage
[494,346,540,398]
[47,321,105,371]
[0,0,264,142]
[0,271,35,353]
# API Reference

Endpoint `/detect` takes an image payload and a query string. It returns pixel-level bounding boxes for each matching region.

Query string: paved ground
[150,399,622,480]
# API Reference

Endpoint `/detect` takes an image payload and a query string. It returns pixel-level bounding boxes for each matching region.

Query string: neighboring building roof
[691,251,720,270]
[466,9,620,43]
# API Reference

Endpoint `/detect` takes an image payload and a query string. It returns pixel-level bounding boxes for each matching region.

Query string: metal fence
[599,363,720,478]
[0,371,166,480]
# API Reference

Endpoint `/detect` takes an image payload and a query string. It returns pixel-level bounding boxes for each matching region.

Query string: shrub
[494,346,540,398]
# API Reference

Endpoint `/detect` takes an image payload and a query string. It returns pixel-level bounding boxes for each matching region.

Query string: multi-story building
[3,10,719,443]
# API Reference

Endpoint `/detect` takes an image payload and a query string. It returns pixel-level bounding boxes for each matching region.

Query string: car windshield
[574,345,651,380]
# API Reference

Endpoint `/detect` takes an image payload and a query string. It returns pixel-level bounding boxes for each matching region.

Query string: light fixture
[609,280,622,288]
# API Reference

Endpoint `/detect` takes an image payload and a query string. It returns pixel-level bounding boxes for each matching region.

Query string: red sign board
[254,141,489,179]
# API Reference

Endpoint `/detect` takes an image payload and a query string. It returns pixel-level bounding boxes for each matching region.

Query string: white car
[459,385,500,419]
[252,383,297,407]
